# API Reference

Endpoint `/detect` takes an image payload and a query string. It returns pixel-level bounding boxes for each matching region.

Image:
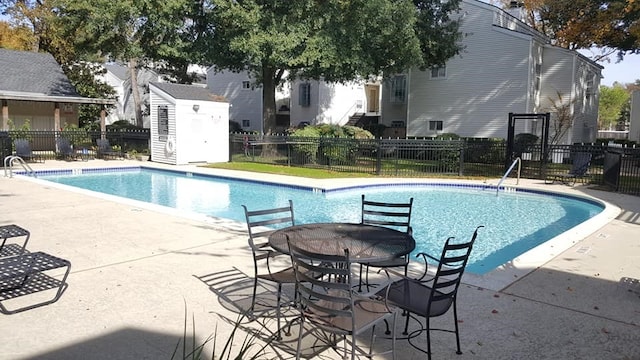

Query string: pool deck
[1,160,639,359]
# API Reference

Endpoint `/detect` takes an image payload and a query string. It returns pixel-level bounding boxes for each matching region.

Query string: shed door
[187,117,210,162]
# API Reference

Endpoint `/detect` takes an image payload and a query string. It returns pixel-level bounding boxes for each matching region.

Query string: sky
[596,53,640,86]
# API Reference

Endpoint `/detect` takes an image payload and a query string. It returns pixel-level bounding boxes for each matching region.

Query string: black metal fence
[230,133,640,196]
[0,130,150,160]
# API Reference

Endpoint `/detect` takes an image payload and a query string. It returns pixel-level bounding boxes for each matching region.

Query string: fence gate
[506,113,550,173]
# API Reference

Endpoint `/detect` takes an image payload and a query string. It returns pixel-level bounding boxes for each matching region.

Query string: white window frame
[390,75,407,104]
[241,81,251,90]
[430,65,446,79]
[429,120,443,131]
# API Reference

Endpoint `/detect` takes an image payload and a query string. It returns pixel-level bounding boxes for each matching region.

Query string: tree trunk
[262,66,277,135]
[129,58,144,128]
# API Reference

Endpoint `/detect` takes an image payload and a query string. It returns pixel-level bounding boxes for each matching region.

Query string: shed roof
[150,82,227,102]
[0,48,114,104]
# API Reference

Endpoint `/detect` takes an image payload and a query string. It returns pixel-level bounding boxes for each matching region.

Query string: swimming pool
[35,166,604,275]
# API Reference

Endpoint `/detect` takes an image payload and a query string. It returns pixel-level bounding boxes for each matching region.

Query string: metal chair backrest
[56,138,72,155]
[361,194,413,234]
[288,240,354,334]
[14,139,32,157]
[427,226,482,317]
[569,152,592,176]
[242,200,295,251]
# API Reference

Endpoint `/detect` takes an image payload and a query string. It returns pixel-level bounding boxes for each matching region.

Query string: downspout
[569,54,577,144]
[405,68,411,138]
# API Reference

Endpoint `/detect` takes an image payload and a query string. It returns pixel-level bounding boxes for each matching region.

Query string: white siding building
[206,68,381,132]
[381,0,602,144]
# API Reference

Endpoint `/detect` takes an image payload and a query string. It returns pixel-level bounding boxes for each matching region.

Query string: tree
[494,0,639,60]
[53,0,200,127]
[202,0,463,134]
[599,83,631,130]
[1,1,116,127]
[0,21,36,50]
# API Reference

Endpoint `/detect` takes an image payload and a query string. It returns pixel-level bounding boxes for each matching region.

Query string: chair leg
[358,263,364,292]
[453,304,462,355]
[275,283,283,340]
[250,277,259,317]
[426,316,432,360]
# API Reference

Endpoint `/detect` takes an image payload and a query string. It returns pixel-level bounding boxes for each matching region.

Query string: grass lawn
[203,162,375,179]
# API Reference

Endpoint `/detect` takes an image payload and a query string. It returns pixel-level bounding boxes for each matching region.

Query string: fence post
[459,144,464,176]
[375,139,382,175]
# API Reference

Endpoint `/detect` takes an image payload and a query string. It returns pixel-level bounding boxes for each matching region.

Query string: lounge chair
[358,194,414,292]
[545,152,592,186]
[14,139,43,163]
[0,224,71,314]
[97,138,123,160]
[56,138,76,160]
[288,239,397,360]
[376,226,483,360]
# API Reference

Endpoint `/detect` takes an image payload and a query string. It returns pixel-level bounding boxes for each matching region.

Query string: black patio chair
[377,225,483,360]
[97,138,123,160]
[359,194,414,292]
[56,138,76,160]
[288,239,397,360]
[545,152,592,186]
[14,139,43,163]
[242,200,297,339]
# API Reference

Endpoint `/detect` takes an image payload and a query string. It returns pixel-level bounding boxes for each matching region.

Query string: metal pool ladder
[3,156,36,178]
[496,157,520,195]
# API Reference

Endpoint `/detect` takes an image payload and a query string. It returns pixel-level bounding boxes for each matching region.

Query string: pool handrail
[497,157,521,194]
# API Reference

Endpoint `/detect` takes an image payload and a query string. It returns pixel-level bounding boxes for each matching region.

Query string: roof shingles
[0,48,80,97]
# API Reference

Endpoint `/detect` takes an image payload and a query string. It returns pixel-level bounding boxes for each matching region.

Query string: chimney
[506,1,525,21]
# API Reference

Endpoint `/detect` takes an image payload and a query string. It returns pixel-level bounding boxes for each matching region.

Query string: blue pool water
[38,167,604,274]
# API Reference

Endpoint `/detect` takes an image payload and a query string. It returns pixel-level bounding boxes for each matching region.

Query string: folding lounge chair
[97,139,122,160]
[0,224,71,314]
[56,138,76,160]
[545,152,592,186]
[14,139,43,163]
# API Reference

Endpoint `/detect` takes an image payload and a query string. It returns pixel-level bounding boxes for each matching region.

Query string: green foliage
[289,126,320,164]
[434,132,460,140]
[106,120,142,131]
[61,123,92,147]
[171,307,269,360]
[7,119,32,140]
[63,62,117,129]
[599,84,631,130]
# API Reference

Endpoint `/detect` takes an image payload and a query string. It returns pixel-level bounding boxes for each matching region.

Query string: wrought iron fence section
[229,133,640,195]
[3,130,150,160]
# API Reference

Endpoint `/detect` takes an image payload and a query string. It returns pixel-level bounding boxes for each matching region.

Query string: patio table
[268,222,415,263]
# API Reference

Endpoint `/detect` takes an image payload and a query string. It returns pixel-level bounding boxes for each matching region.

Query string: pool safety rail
[497,157,521,194]
[3,156,36,178]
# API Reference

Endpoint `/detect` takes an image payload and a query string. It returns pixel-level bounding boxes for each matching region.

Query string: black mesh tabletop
[269,223,415,262]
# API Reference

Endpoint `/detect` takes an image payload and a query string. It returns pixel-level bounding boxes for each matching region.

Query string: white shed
[149,82,229,165]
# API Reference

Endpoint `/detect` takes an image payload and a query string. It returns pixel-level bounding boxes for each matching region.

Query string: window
[299,83,311,107]
[429,120,443,131]
[585,77,594,102]
[157,106,168,135]
[390,75,407,103]
[241,81,251,90]
[242,119,250,128]
[430,66,446,79]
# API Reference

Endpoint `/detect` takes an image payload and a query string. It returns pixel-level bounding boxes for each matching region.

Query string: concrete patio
[0,160,638,359]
